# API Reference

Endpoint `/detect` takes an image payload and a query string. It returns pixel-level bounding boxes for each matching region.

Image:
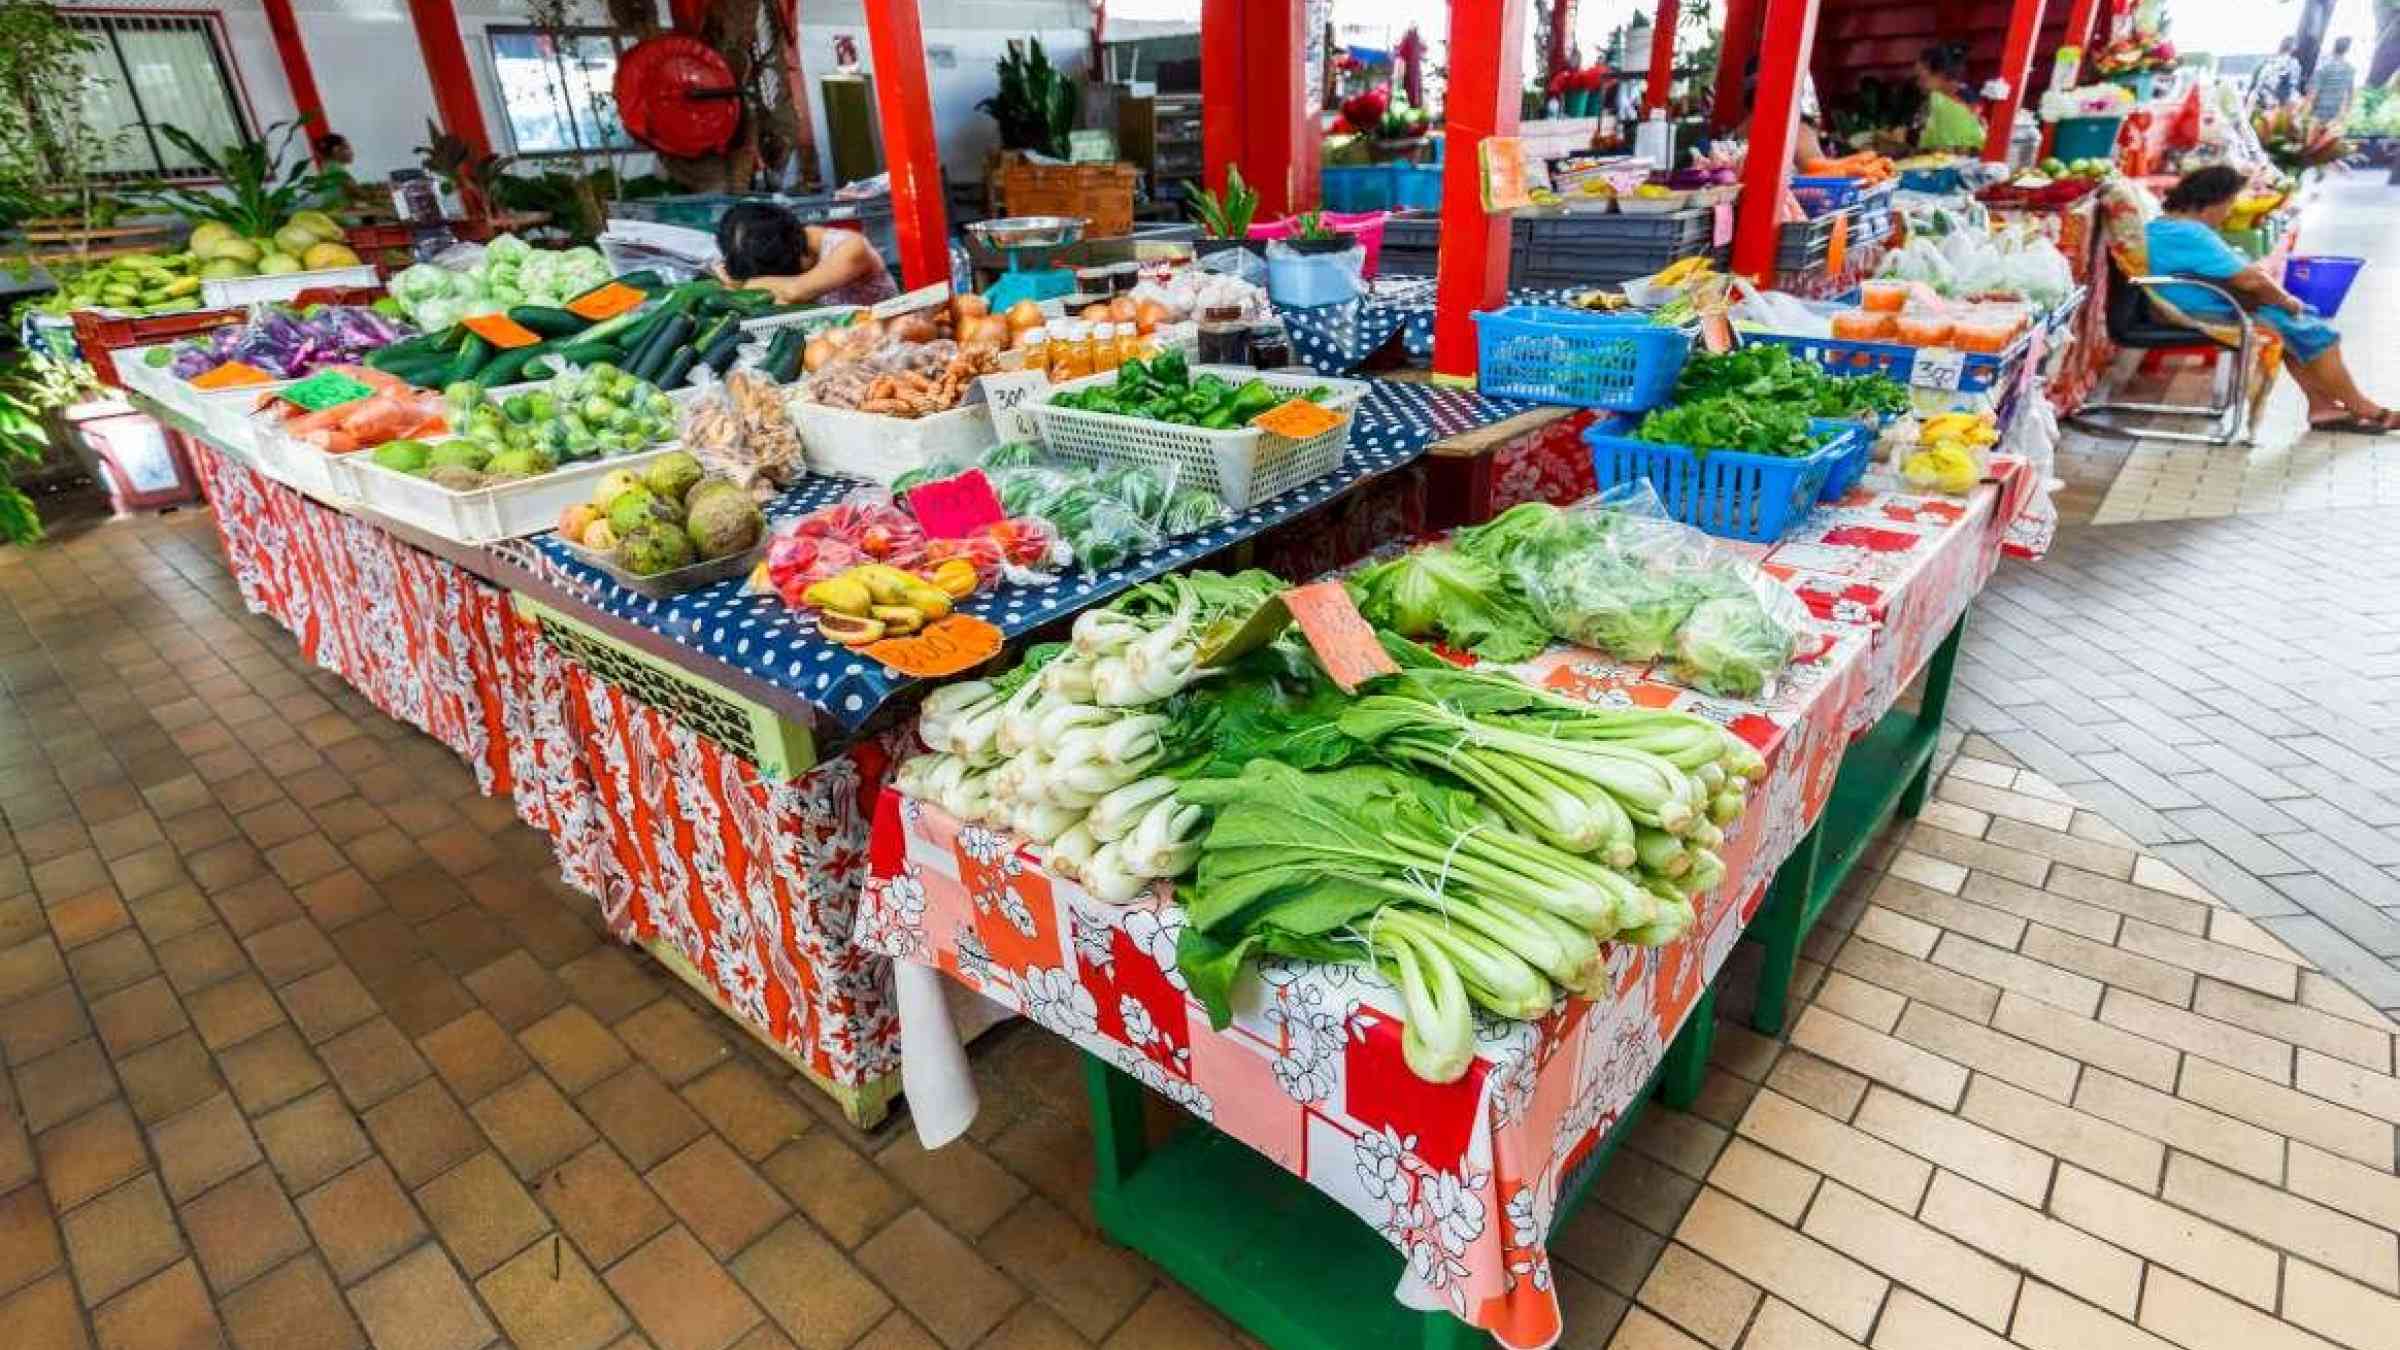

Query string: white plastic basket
[249,419,353,506]
[786,397,997,485]
[330,444,681,545]
[198,264,381,310]
[1023,365,1368,510]
[194,381,295,457]
[113,346,192,415]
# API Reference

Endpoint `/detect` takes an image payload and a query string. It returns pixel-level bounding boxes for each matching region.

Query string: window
[67,13,252,180]
[489,27,637,155]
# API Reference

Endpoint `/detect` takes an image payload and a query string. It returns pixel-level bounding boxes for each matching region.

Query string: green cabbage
[1348,548,1547,662]
[1674,596,1797,699]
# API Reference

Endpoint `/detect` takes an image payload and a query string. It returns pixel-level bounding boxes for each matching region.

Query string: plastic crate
[1748,321,2034,395]
[70,306,247,389]
[332,444,681,545]
[514,594,817,779]
[1378,214,1441,278]
[1789,177,1895,218]
[1392,162,1443,210]
[250,419,353,506]
[787,398,998,486]
[1026,366,1368,510]
[1472,307,1691,411]
[1586,418,1861,543]
[1321,166,1395,212]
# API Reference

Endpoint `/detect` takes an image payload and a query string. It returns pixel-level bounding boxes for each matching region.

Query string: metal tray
[562,538,765,600]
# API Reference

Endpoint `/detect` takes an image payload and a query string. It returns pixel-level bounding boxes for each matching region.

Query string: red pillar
[401,0,490,157]
[1712,0,1764,131]
[1728,0,1822,282]
[1982,0,2049,162]
[1431,0,1528,381]
[863,0,951,290]
[1200,0,1316,218]
[1646,0,1680,113]
[259,0,331,157]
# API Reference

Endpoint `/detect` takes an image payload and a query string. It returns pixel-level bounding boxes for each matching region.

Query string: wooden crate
[994,162,1139,237]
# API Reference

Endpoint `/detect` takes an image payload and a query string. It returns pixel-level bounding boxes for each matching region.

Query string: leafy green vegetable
[1633,398,1820,458]
[1673,344,1909,420]
[1346,548,1548,662]
[1674,595,1798,698]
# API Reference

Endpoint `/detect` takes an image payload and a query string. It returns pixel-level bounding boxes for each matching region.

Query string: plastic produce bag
[1730,278,1831,336]
[679,367,806,499]
[1263,239,1365,307]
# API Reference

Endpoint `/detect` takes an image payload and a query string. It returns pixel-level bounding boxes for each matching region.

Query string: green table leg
[1084,1052,1149,1196]
[1655,983,1718,1110]
[1747,607,1971,1037]
[1895,611,1968,820]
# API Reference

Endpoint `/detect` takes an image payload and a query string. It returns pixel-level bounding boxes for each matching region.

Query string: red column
[1201,0,1315,218]
[1728,0,1822,282]
[401,0,490,157]
[1646,0,1681,113]
[1982,0,2049,162]
[1431,0,1528,381]
[1712,0,1764,131]
[863,0,951,290]
[259,0,330,157]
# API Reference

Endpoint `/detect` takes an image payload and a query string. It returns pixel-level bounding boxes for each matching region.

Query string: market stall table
[854,469,2022,1348]
[137,374,1553,1125]
[1279,286,1577,375]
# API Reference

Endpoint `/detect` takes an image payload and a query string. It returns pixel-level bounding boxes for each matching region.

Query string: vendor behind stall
[712,202,900,307]
[1914,43,1986,153]
[2148,165,2395,432]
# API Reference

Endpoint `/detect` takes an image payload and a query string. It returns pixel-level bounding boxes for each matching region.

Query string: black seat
[2069,254,2256,447]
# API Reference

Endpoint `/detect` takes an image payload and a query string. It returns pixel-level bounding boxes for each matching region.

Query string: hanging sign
[1479,137,1533,213]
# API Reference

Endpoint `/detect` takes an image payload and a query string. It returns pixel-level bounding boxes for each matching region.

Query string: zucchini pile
[364,274,804,391]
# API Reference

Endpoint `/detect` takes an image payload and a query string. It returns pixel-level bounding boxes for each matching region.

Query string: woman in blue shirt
[2146,165,2393,432]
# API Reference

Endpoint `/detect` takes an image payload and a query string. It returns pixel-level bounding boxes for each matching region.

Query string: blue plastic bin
[1321,165,1396,212]
[1789,176,1868,218]
[1585,418,1863,543]
[2051,116,2124,161]
[1749,323,2032,395]
[1392,162,1444,210]
[1815,418,1883,503]
[2283,256,2365,318]
[1474,307,1692,411]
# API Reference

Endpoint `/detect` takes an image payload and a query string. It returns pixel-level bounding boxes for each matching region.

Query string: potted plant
[1283,211,1356,255]
[1188,165,1263,260]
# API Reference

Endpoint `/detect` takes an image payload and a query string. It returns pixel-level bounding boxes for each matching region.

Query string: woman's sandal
[2307,412,2400,434]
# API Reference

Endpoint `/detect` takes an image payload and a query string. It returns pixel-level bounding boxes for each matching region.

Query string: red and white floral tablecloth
[856,619,1874,1349]
[191,441,907,1100]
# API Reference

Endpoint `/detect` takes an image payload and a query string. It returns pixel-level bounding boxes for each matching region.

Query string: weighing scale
[965,215,1087,310]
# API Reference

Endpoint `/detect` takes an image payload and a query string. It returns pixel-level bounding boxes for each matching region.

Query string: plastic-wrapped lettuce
[1674,593,1799,699]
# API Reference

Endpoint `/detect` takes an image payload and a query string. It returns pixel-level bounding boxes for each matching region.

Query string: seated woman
[712,201,900,308]
[2147,165,2393,432]
[1914,43,1987,153]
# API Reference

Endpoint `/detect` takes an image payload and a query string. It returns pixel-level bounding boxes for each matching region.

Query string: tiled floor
[1963,173,2400,1011]
[4,500,2399,1348]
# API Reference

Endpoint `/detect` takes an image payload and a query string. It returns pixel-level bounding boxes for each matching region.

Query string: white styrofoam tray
[329,443,682,545]
[198,264,381,310]
[786,396,996,485]
[1024,365,1368,510]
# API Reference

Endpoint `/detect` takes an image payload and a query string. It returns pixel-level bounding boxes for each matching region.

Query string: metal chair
[2071,259,2257,446]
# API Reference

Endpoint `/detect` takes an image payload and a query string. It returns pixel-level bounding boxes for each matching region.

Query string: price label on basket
[905,469,1006,538]
[1250,398,1345,438]
[1911,346,1966,391]
[566,282,646,320]
[189,361,273,390]
[280,369,375,412]
[461,313,542,349]
[969,370,1049,441]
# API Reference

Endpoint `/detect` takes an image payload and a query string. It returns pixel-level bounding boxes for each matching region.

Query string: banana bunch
[799,562,976,646]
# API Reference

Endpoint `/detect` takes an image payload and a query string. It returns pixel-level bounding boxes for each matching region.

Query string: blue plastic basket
[1749,323,2032,394]
[1815,419,1880,503]
[2283,256,2365,318]
[1898,166,1966,194]
[1321,165,1396,212]
[1586,418,1863,542]
[1473,307,1692,411]
[1789,176,1868,217]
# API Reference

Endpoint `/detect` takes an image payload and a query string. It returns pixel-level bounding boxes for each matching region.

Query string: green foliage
[416,120,515,214]
[1346,547,1548,662]
[1673,344,1908,419]
[1634,396,1819,458]
[142,120,341,237]
[0,352,54,544]
[0,1,133,231]
[979,38,1077,158]
[1186,165,1259,239]
[1290,210,1339,242]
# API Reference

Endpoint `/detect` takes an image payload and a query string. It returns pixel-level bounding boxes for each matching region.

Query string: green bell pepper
[1150,349,1189,388]
[1226,378,1282,423]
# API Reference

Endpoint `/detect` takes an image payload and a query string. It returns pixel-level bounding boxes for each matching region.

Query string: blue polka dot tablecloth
[513,379,1537,739]
[1281,287,1578,374]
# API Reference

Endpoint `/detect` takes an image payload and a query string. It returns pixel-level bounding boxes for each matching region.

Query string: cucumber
[655,347,699,390]
[575,304,653,351]
[581,269,665,297]
[443,335,492,386]
[507,305,587,339]
[550,340,619,369]
[474,339,558,387]
[699,324,743,376]
[629,314,692,381]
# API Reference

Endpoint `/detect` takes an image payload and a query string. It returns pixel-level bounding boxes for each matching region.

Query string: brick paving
[1,499,2396,1348]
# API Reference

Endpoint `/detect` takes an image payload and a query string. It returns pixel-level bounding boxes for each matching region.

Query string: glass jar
[1016,325,1050,376]
[1091,323,1123,372]
[1108,261,1141,294]
[1246,320,1293,370]
[1197,305,1250,365]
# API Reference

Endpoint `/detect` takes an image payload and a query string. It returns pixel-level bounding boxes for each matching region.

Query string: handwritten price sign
[971,370,1051,440]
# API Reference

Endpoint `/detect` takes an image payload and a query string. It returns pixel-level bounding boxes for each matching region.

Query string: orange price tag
[864,614,1005,679]
[1249,398,1345,438]
[189,361,273,390]
[1283,581,1397,693]
[1826,212,1850,276]
[461,313,542,349]
[566,282,645,320]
